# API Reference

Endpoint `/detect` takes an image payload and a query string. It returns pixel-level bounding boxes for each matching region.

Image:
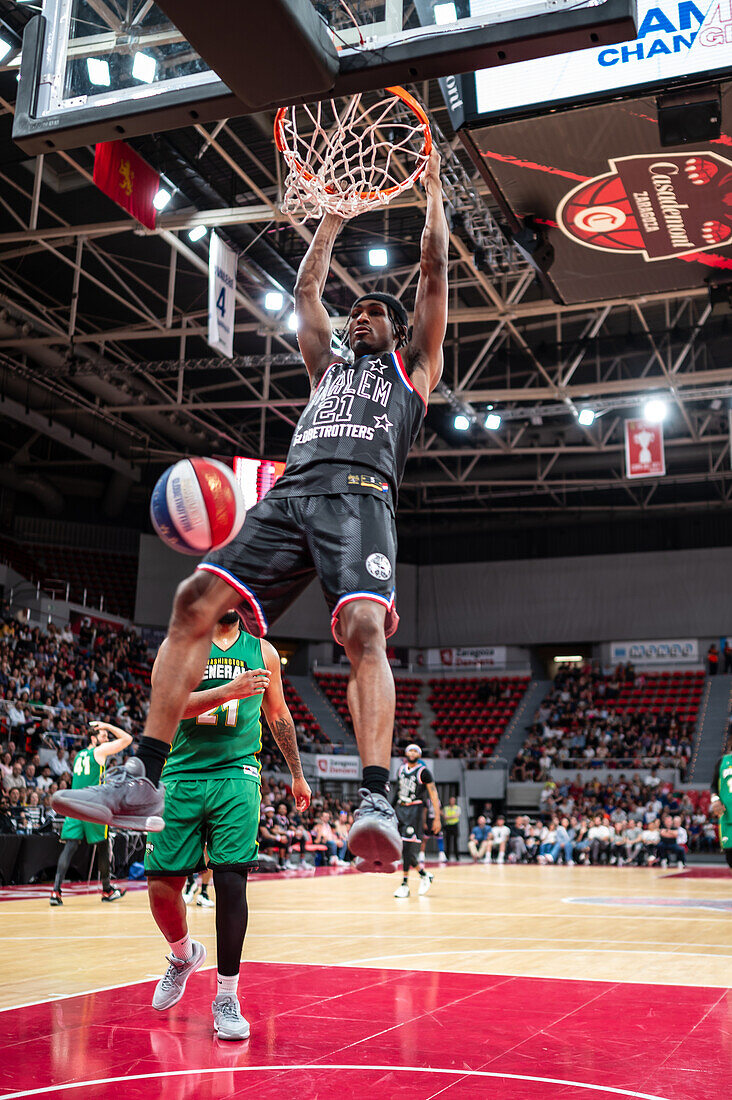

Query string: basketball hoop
[274,86,432,222]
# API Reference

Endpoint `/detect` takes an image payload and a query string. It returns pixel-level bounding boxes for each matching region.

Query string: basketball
[149,457,245,555]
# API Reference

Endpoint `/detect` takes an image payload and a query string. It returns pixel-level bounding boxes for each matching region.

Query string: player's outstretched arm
[90,721,132,763]
[260,640,312,811]
[408,149,449,399]
[294,213,343,387]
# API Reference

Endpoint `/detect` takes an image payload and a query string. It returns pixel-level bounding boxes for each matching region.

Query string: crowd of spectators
[511,661,695,782]
[465,775,717,867]
[257,775,353,868]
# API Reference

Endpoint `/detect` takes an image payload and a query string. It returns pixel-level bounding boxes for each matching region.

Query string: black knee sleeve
[54,840,79,890]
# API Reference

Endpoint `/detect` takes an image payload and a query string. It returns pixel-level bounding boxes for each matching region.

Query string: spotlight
[368,247,388,268]
[86,57,110,86]
[578,408,596,427]
[0,39,11,63]
[453,414,471,431]
[287,313,298,332]
[265,291,284,312]
[187,225,207,242]
[434,2,458,23]
[132,51,156,83]
[484,412,501,430]
[153,188,172,211]
[644,397,668,423]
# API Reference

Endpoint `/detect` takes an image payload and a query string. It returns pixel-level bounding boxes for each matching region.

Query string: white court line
[343,948,727,966]
[5,908,729,922]
[0,1062,675,1100]
[0,967,217,1014]
[2,933,731,950]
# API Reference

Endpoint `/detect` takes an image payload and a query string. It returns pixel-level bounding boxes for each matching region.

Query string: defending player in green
[144,610,311,1040]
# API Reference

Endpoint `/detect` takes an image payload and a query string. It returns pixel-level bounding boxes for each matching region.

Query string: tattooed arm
[260,640,312,811]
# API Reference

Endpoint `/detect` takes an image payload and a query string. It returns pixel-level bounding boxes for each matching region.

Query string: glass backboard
[12,0,637,153]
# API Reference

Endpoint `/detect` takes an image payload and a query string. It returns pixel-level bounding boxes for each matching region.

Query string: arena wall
[134,538,732,646]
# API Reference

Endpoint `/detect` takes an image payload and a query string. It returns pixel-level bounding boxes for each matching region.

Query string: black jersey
[266,350,427,512]
[396,761,433,806]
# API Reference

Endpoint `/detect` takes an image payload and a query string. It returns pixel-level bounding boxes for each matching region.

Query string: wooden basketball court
[1,864,730,1099]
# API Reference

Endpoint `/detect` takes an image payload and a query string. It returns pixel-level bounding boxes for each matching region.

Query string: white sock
[216,972,238,997]
[168,933,193,961]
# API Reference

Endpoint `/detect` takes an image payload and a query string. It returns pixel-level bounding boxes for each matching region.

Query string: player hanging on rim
[50,721,132,906]
[393,744,441,899]
[52,148,449,875]
[144,610,311,1040]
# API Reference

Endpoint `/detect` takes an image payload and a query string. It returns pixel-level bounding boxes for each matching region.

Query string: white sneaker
[497,853,505,864]
[438,852,447,864]
[212,995,250,1041]
[394,882,410,898]
[182,883,197,905]
[482,857,491,864]
[418,871,434,896]
[152,941,207,1011]
[196,893,215,908]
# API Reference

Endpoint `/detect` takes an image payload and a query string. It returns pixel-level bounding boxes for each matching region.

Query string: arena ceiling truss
[0,0,730,534]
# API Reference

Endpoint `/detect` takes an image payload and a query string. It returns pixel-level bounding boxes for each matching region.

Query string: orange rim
[273,86,432,202]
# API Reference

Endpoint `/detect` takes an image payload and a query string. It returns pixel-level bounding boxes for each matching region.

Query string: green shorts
[61,816,108,845]
[144,777,260,877]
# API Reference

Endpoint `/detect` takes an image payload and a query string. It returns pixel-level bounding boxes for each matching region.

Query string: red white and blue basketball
[150,457,245,555]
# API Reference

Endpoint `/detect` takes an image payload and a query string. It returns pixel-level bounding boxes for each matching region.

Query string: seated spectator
[3,761,26,792]
[639,819,660,865]
[507,816,529,863]
[312,811,347,867]
[49,748,72,778]
[24,790,45,832]
[587,816,612,864]
[658,813,686,867]
[6,787,26,832]
[551,816,575,865]
[258,806,290,867]
[610,822,629,866]
[486,816,510,864]
[468,816,491,862]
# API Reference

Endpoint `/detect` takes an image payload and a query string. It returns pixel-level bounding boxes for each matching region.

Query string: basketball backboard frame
[12,0,638,154]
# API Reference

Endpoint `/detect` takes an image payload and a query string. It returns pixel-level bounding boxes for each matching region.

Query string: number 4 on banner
[208,231,236,358]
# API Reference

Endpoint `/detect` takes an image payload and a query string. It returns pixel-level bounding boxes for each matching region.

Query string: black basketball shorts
[198,493,398,645]
[395,803,424,844]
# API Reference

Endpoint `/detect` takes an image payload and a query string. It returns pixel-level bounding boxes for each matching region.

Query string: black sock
[418,868,426,877]
[136,737,170,787]
[186,874,195,889]
[362,765,389,798]
[402,876,408,885]
[200,885,209,898]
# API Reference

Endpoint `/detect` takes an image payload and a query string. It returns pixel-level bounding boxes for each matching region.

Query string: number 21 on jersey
[196,699,239,727]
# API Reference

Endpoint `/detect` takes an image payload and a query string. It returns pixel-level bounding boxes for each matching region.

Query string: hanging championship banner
[624,418,665,479]
[208,232,237,357]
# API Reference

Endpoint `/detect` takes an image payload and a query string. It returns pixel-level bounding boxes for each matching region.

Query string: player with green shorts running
[50,721,132,906]
[710,735,732,871]
[145,610,311,1040]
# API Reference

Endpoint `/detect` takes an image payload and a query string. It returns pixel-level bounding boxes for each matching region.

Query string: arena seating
[0,536,137,619]
[314,672,423,744]
[280,677,329,751]
[428,676,531,758]
[604,670,704,721]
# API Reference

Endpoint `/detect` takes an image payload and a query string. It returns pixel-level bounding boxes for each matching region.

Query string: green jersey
[713,752,732,849]
[71,746,104,789]
[163,629,265,783]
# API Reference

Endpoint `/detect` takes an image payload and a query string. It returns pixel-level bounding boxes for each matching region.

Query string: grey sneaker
[212,995,250,1040]
[52,757,165,832]
[348,787,401,873]
[152,941,207,1011]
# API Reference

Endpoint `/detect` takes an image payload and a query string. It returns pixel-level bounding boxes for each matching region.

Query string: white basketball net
[275,90,431,222]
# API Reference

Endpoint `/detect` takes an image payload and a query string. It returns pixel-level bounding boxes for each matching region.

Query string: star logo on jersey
[367,358,389,375]
[373,413,393,432]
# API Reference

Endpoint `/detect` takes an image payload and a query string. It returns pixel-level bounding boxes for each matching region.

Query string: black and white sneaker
[348,787,401,874]
[101,887,127,902]
[52,758,165,832]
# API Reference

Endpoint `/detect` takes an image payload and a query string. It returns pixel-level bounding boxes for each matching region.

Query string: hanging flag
[208,232,237,357]
[93,141,159,230]
[624,418,665,479]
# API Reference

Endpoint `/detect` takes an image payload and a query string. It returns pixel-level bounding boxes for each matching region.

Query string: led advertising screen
[233,457,286,512]
[469,0,732,120]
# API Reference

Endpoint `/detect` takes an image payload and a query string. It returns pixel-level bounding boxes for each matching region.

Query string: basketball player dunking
[53,149,449,875]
